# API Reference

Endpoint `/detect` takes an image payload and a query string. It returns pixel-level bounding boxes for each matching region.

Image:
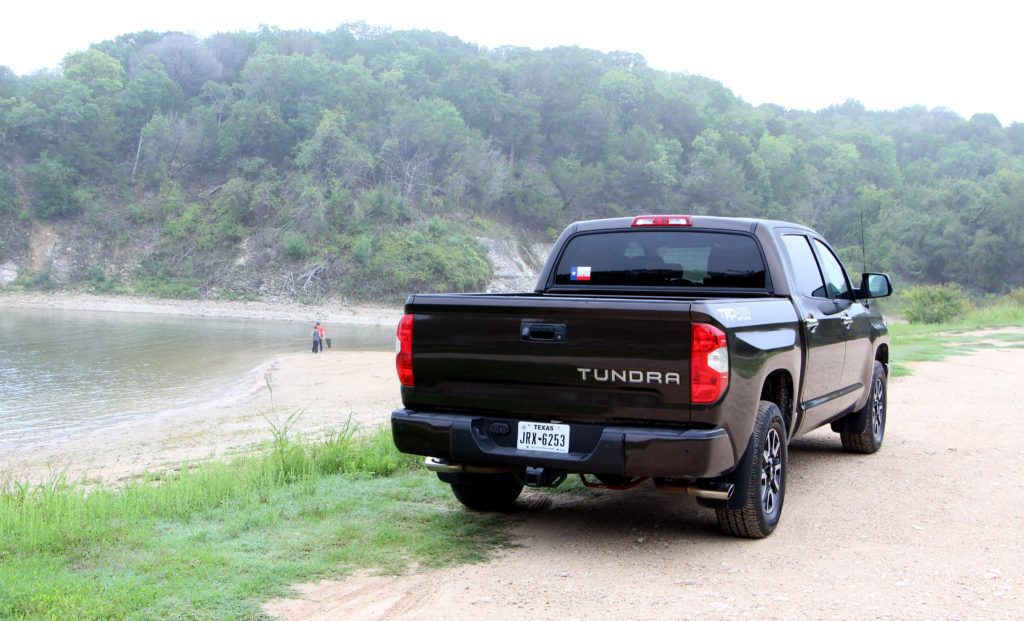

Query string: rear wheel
[449,473,524,512]
[840,361,887,454]
[716,401,787,538]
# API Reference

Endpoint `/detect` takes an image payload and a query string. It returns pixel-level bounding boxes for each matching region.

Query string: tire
[449,473,524,512]
[840,361,887,454]
[715,401,787,538]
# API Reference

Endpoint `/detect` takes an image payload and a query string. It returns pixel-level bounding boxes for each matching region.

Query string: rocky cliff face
[1,221,553,300]
[480,237,551,293]
[0,260,17,287]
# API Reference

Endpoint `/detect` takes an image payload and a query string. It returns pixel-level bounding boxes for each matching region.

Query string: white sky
[2,0,1021,125]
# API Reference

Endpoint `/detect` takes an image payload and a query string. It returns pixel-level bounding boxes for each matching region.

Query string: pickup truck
[391,215,893,537]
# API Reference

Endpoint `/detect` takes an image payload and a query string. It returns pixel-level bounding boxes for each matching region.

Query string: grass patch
[0,425,512,620]
[889,300,1024,376]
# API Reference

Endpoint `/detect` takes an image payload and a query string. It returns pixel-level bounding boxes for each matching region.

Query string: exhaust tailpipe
[423,457,510,475]
[654,480,734,501]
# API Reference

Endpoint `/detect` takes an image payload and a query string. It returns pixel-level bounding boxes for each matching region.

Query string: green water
[0,307,394,449]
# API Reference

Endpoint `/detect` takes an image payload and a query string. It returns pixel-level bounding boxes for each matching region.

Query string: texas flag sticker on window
[571,266,592,281]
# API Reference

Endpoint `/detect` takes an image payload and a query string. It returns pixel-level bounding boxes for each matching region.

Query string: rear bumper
[391,409,736,479]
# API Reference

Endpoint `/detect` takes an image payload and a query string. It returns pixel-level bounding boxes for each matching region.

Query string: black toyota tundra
[392,215,893,537]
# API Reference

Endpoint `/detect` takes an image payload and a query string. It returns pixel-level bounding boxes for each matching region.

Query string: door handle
[804,315,819,333]
[841,313,854,330]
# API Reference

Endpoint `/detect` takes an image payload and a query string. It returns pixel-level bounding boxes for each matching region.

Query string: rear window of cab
[552,230,768,290]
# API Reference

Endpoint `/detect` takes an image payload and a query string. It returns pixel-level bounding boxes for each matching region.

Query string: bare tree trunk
[131,132,143,178]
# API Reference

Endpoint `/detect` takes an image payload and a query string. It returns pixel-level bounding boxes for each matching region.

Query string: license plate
[516,421,570,454]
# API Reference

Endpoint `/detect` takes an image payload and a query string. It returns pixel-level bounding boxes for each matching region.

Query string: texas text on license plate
[516,421,570,453]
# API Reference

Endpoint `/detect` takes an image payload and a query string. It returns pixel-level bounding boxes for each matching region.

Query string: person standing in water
[311,324,322,354]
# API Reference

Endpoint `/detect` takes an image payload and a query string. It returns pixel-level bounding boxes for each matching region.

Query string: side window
[782,234,826,298]
[813,239,851,299]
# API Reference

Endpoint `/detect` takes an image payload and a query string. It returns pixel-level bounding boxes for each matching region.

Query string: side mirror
[856,273,893,299]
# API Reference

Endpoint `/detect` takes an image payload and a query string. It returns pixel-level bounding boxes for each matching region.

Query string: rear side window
[552,231,767,289]
[782,234,826,297]
[782,234,851,299]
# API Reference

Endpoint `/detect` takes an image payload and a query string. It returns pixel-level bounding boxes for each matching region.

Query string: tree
[684,129,765,217]
[605,125,681,208]
[506,163,563,229]
[294,109,373,186]
[26,152,83,219]
[62,49,124,97]
[133,33,223,98]
[121,55,183,127]
[599,69,644,123]
[380,97,474,202]
[237,53,346,139]
[0,65,16,99]
[218,98,293,163]
[549,156,606,220]
[121,55,184,176]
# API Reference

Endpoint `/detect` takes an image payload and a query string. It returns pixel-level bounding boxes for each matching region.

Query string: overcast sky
[3,0,1021,125]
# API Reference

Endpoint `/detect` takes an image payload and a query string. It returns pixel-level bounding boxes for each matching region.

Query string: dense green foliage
[901,283,972,323]
[1,24,1022,299]
[0,425,510,619]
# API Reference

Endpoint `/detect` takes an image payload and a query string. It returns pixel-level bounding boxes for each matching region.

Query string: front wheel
[839,361,887,454]
[716,401,787,538]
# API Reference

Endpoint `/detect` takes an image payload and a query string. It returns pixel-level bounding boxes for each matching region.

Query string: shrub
[1005,287,1024,307]
[86,265,109,291]
[12,269,56,291]
[0,170,17,216]
[134,275,201,299]
[358,228,491,298]
[902,283,972,324]
[26,153,83,219]
[351,234,373,264]
[283,231,311,260]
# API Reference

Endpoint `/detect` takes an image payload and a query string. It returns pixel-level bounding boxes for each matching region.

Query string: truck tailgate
[405,294,693,424]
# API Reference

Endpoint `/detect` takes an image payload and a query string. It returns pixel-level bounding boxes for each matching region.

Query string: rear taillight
[691,323,728,403]
[396,314,414,386]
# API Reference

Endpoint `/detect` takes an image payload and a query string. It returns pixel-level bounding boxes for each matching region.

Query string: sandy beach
[0,291,404,484]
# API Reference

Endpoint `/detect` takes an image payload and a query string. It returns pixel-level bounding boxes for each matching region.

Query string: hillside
[1,24,1022,301]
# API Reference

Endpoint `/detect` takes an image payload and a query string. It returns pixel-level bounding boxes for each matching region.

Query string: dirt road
[265,345,1024,620]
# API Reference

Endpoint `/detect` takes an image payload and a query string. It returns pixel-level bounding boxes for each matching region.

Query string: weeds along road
[266,346,1024,621]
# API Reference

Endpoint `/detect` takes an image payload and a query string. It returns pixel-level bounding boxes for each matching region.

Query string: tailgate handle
[521,322,566,342]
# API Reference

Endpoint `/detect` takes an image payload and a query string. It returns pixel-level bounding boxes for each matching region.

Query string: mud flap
[830,409,868,435]
[696,431,757,511]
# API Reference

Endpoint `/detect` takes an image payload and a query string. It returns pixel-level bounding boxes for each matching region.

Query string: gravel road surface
[266,346,1024,621]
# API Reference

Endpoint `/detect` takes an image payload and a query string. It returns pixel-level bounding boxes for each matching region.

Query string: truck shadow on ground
[499,429,861,544]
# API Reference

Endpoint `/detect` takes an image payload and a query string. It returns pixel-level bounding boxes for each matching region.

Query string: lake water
[0,307,395,450]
